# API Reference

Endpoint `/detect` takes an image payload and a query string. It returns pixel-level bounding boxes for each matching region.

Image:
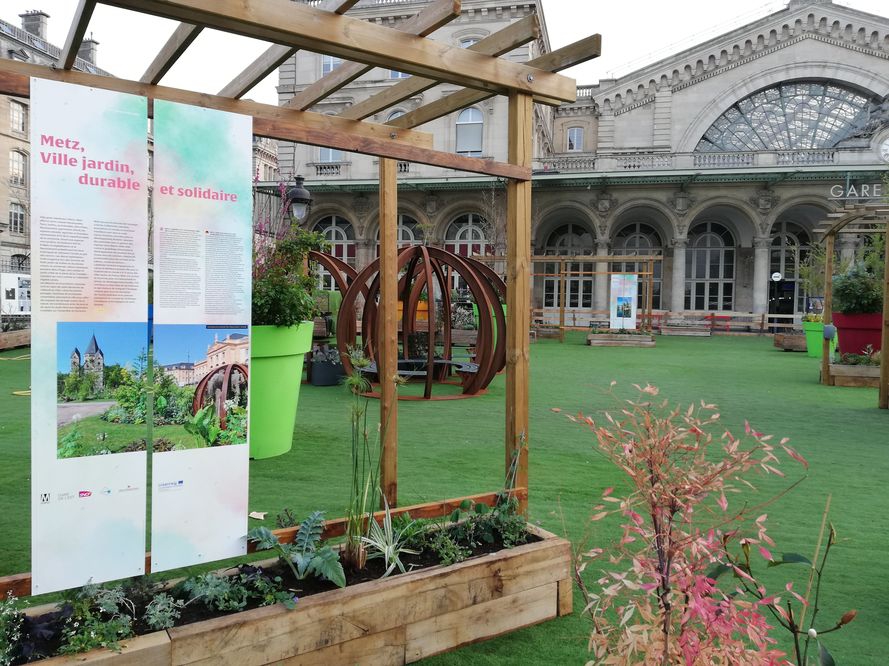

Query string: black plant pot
[311,360,345,386]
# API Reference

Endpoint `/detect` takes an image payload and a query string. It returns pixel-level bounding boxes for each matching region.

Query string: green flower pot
[802,321,835,359]
[249,322,313,459]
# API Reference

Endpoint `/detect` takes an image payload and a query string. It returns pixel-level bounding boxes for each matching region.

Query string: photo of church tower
[69,333,104,393]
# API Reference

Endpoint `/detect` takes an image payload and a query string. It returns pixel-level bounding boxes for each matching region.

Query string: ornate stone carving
[750,189,779,213]
[425,193,440,215]
[753,236,772,250]
[591,192,617,216]
[668,191,695,216]
[353,193,371,218]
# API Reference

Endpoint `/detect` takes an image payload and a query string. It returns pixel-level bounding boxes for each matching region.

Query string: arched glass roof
[695,81,876,152]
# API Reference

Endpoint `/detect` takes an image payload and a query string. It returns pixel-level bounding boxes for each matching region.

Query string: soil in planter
[13,530,541,663]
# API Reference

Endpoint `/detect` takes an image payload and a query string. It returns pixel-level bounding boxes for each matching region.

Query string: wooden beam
[379,158,399,507]
[390,33,601,130]
[340,14,540,121]
[505,93,533,514]
[0,489,527,598]
[140,23,202,84]
[880,225,889,409]
[217,0,360,99]
[288,0,461,111]
[0,60,529,179]
[59,0,98,70]
[99,0,576,104]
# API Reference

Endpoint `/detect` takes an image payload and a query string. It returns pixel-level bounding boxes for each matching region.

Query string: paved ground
[57,401,115,426]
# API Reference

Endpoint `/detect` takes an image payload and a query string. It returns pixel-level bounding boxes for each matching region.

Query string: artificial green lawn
[2,336,887,663]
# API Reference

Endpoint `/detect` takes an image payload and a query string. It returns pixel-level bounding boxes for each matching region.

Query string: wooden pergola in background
[815,205,889,408]
[0,0,601,596]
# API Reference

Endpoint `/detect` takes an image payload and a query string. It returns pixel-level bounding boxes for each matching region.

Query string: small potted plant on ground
[797,245,841,358]
[250,225,327,459]
[309,344,345,386]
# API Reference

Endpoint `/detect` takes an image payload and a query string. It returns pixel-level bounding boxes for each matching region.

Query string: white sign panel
[30,79,149,593]
[609,274,639,330]
[150,101,252,571]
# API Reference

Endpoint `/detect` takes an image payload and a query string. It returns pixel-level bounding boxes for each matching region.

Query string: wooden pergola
[815,205,889,408]
[0,0,601,596]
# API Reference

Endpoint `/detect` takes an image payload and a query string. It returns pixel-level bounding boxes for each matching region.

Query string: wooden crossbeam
[287,0,461,111]
[99,0,576,104]
[0,489,527,598]
[0,59,529,180]
[140,23,202,84]
[217,0,359,99]
[339,14,540,121]
[60,0,98,70]
[389,33,601,129]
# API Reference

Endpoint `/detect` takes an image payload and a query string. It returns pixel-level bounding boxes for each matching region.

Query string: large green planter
[249,322,313,459]
[802,321,836,359]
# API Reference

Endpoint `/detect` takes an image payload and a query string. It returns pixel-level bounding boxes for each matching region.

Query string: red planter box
[833,312,883,355]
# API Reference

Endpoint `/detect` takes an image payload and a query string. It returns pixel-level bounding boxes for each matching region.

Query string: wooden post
[880,225,889,409]
[821,233,835,386]
[379,158,398,506]
[505,93,532,513]
[647,258,654,332]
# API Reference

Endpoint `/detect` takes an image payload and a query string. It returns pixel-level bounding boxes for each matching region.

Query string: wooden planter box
[35,526,571,666]
[586,333,655,347]
[773,333,807,352]
[827,364,881,388]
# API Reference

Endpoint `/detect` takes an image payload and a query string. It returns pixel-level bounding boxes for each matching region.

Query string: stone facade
[70,334,104,393]
[277,0,889,319]
[192,333,249,382]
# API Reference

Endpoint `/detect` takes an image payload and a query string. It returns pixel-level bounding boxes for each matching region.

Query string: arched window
[696,81,876,152]
[375,214,424,255]
[542,223,595,310]
[613,222,663,309]
[9,151,26,187]
[455,108,483,157]
[8,202,26,234]
[313,215,355,290]
[445,213,489,257]
[771,220,810,313]
[685,222,736,311]
[10,254,29,272]
[567,127,584,152]
[460,37,480,48]
[321,55,341,76]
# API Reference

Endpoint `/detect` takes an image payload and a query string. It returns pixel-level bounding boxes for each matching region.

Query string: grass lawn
[57,414,202,457]
[2,336,888,663]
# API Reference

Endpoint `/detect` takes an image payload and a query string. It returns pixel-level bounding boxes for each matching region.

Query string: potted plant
[832,244,884,355]
[250,226,327,459]
[800,313,836,358]
[309,344,345,386]
[797,245,841,358]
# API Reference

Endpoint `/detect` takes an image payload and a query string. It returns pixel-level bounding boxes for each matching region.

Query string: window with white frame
[321,55,342,76]
[8,202,26,234]
[375,214,424,255]
[9,151,26,187]
[770,220,810,313]
[455,108,483,157]
[319,146,343,163]
[313,215,355,290]
[445,213,489,257]
[9,100,26,133]
[566,127,584,152]
[612,222,663,309]
[685,222,736,311]
[542,224,595,309]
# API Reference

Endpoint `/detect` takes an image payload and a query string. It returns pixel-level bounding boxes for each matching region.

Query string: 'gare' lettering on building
[829,182,884,200]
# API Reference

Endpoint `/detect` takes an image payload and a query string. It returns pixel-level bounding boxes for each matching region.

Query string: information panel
[30,79,149,593]
[609,274,639,330]
[150,101,252,571]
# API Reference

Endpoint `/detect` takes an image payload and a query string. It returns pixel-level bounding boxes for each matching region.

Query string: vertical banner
[610,274,639,330]
[30,79,149,593]
[151,101,252,571]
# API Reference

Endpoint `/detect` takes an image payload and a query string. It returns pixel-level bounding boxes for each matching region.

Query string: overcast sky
[3,0,886,105]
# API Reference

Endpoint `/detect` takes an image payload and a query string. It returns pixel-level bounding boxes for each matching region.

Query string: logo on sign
[78,490,92,498]
[40,493,50,504]
[158,480,185,492]
[57,491,75,501]
[101,488,112,496]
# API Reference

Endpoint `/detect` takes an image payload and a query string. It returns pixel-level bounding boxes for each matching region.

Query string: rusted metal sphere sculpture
[192,363,249,428]
[310,246,505,399]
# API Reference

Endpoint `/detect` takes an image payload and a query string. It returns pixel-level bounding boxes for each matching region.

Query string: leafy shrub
[58,584,135,656]
[1,594,24,666]
[833,264,883,314]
